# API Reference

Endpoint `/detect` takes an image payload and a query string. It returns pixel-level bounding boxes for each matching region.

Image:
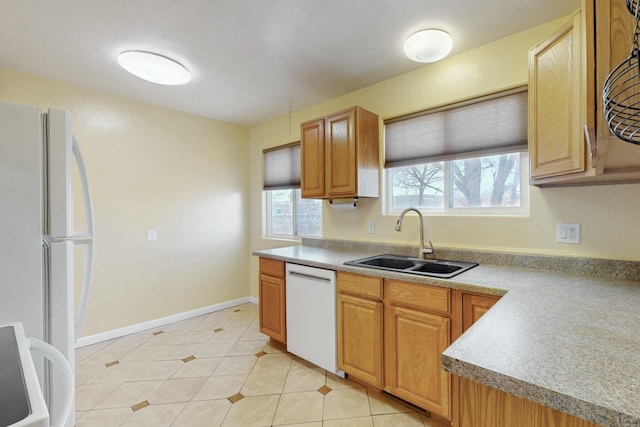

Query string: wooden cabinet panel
[385,304,451,418]
[529,11,585,179]
[386,279,450,314]
[459,377,599,427]
[258,258,286,343]
[300,119,325,198]
[326,109,357,197]
[337,271,383,299]
[337,293,383,387]
[462,293,500,332]
[259,257,285,278]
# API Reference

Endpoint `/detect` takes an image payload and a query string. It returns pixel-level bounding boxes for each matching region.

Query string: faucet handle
[422,240,434,255]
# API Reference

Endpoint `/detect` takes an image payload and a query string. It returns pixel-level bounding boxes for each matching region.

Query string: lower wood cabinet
[258,258,286,344]
[384,279,452,420]
[337,272,384,388]
[459,377,599,427]
[337,273,455,421]
[455,291,598,427]
[462,292,501,332]
[385,302,451,417]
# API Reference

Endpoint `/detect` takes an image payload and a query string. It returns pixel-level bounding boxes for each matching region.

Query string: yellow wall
[0,67,251,337]
[249,16,640,297]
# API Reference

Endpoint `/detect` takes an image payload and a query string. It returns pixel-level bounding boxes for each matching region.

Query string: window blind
[384,88,528,168]
[263,142,300,190]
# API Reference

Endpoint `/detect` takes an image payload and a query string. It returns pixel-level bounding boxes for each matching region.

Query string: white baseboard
[76,297,256,348]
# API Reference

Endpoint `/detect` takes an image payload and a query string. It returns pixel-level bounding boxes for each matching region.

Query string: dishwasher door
[285,263,341,375]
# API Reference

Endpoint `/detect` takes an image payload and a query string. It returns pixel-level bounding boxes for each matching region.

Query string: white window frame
[385,151,529,216]
[264,189,323,240]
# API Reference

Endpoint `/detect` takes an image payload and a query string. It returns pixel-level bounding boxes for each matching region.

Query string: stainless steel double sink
[344,253,478,279]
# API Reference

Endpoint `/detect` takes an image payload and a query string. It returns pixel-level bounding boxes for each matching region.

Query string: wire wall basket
[603,0,640,144]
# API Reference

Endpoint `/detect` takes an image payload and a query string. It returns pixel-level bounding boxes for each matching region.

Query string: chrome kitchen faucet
[395,207,433,259]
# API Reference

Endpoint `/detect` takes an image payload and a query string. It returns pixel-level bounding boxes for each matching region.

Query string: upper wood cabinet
[301,106,380,199]
[300,119,325,198]
[258,258,286,344]
[529,1,640,186]
[529,10,586,180]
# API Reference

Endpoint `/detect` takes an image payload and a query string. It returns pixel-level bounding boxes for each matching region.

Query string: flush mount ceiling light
[403,29,453,63]
[117,50,191,85]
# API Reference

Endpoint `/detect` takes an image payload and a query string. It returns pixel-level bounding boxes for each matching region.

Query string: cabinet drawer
[337,272,383,300]
[259,257,285,278]
[386,279,450,314]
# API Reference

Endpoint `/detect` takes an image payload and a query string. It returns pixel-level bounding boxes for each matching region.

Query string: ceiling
[0,0,579,127]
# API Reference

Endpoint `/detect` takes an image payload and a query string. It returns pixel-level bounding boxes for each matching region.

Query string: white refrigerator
[0,100,95,427]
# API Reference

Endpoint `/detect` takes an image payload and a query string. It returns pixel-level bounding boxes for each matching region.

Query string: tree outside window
[388,152,526,213]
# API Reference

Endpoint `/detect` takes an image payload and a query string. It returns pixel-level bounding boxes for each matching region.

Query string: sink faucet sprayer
[395,207,433,259]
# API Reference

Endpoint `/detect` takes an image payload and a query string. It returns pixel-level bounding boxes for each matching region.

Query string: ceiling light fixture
[117,50,191,85]
[403,29,453,63]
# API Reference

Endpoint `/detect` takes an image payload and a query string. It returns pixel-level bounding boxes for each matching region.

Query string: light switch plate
[147,229,158,242]
[556,223,580,244]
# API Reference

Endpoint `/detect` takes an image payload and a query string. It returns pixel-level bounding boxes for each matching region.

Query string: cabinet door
[385,304,451,418]
[338,292,383,387]
[259,273,286,343]
[325,108,357,197]
[529,11,585,179]
[462,293,500,332]
[301,118,325,198]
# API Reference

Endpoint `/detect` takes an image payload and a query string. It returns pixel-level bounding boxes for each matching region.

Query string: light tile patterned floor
[75,303,448,427]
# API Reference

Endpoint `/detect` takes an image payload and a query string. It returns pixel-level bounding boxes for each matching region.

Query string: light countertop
[254,244,640,427]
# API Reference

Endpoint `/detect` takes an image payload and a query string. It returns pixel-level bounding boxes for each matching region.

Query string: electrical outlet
[147,229,158,242]
[556,223,580,244]
[368,221,375,234]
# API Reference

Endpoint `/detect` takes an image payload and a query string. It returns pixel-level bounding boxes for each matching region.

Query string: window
[385,88,529,215]
[387,152,528,214]
[265,189,322,238]
[263,143,322,239]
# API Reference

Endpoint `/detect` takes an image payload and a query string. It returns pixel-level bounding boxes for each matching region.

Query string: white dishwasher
[285,263,343,376]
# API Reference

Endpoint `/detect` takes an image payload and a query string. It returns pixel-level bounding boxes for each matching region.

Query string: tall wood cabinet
[301,106,379,199]
[258,258,286,344]
[529,0,640,186]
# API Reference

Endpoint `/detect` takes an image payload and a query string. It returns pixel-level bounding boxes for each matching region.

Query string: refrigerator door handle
[74,238,94,338]
[28,336,73,427]
[71,138,95,339]
[72,137,95,237]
